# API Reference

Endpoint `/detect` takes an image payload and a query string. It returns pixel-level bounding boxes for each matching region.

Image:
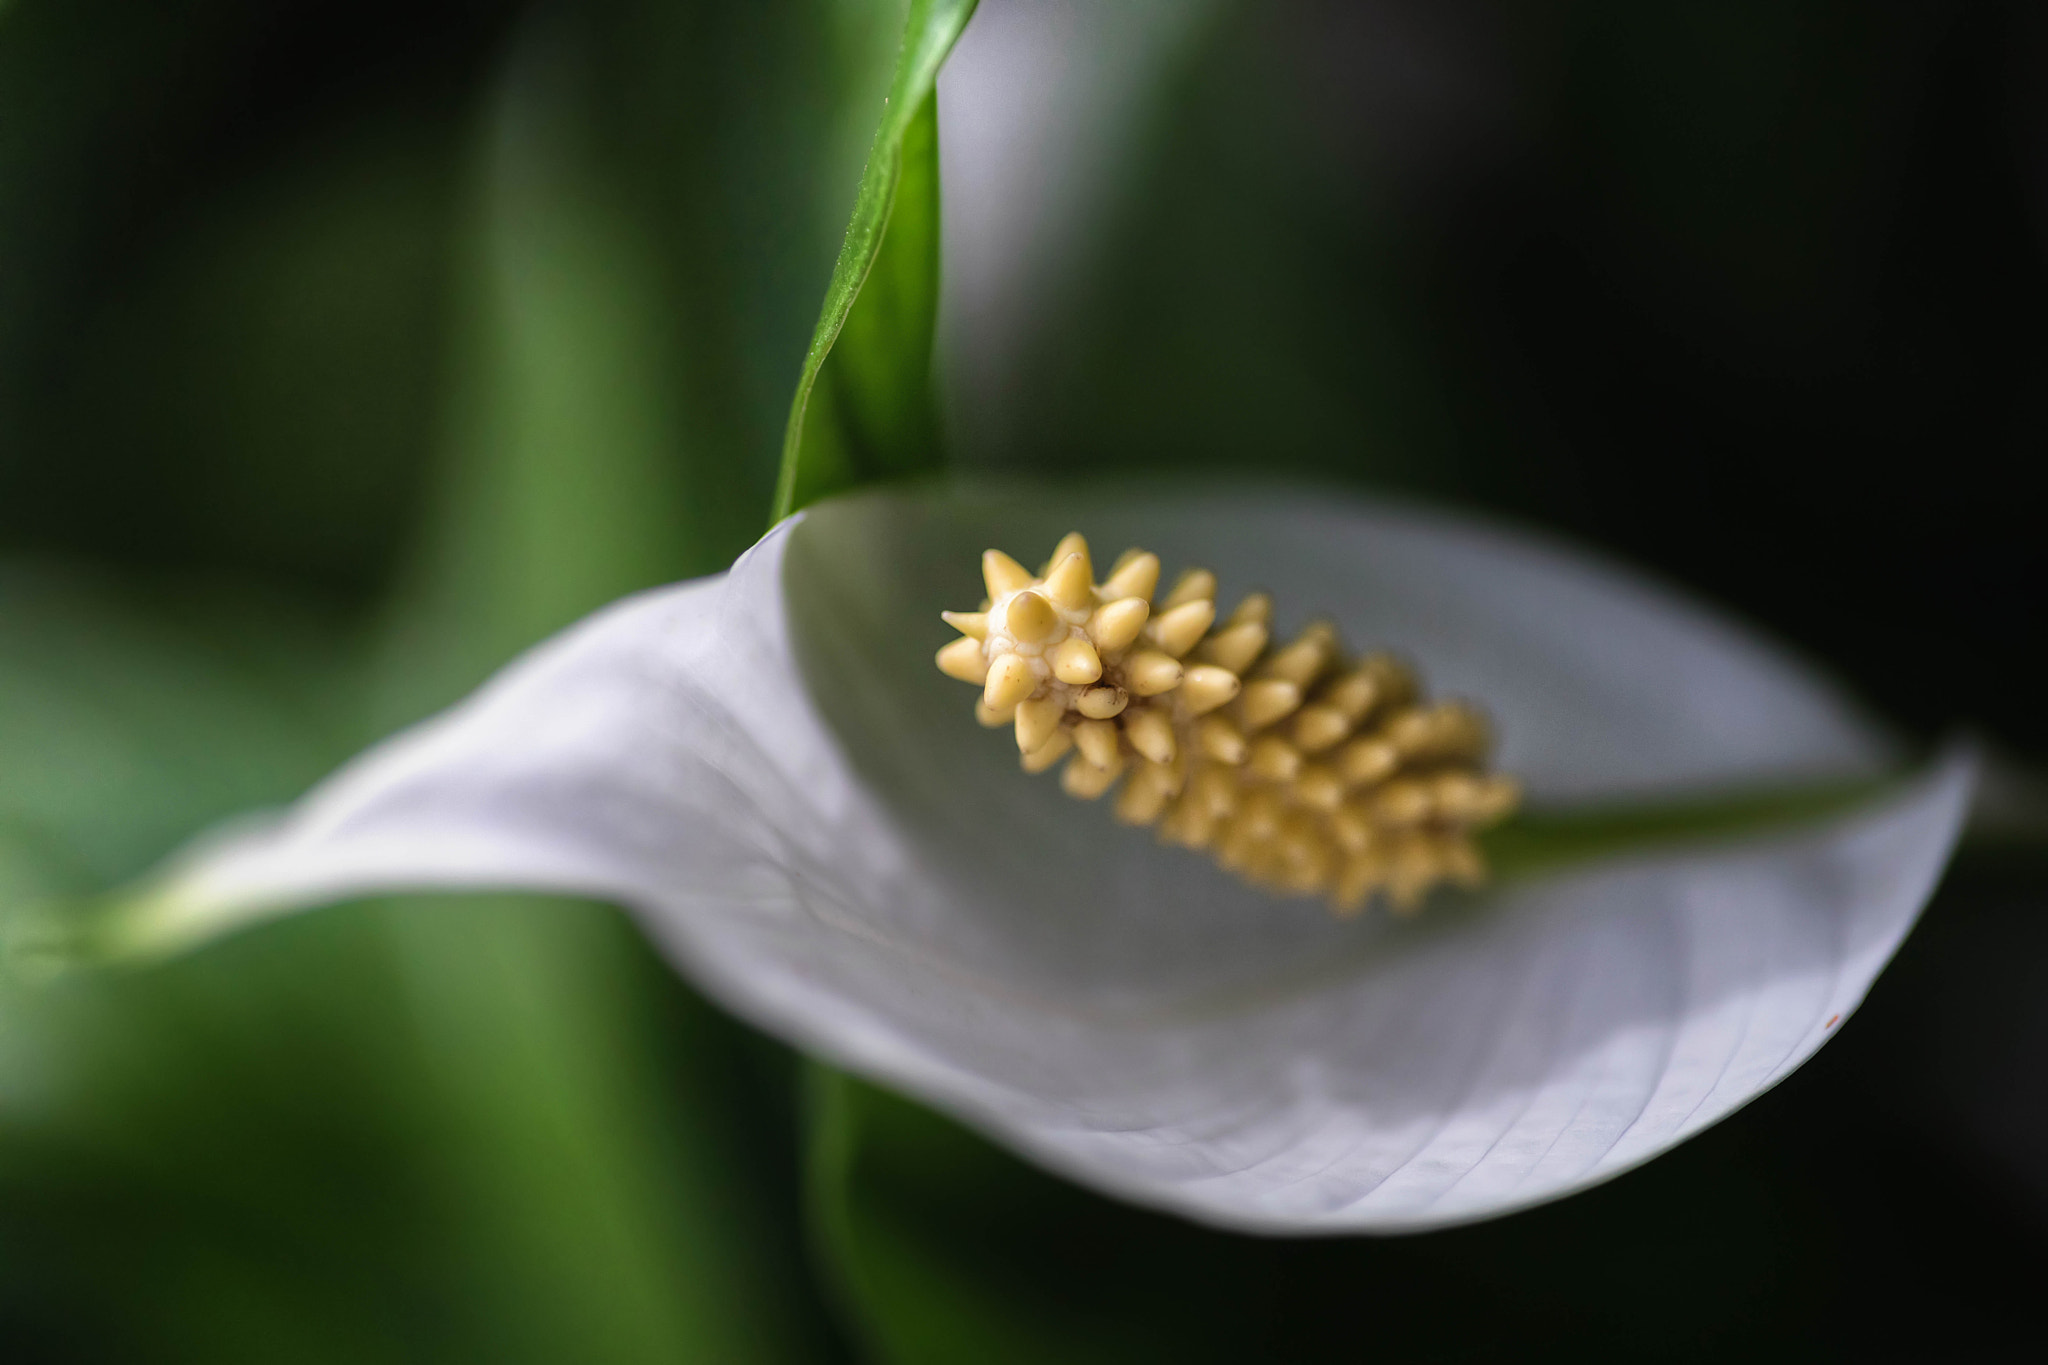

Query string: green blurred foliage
[0,0,505,602]
[0,0,911,606]
[0,572,358,900]
[0,0,933,1357]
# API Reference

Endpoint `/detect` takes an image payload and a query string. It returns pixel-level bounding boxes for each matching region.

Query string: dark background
[1,0,2042,1359]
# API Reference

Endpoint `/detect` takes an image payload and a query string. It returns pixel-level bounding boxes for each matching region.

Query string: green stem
[1480,775,1898,882]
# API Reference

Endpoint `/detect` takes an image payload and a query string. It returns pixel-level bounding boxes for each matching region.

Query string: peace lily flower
[92,481,1971,1233]
[29,0,1973,1238]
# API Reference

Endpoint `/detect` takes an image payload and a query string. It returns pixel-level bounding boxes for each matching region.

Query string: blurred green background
[2,0,2043,1359]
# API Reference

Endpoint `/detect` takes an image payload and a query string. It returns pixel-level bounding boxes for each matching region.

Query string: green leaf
[773,0,978,520]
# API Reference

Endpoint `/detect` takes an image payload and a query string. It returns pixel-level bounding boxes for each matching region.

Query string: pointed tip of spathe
[1,903,104,982]
[5,862,282,977]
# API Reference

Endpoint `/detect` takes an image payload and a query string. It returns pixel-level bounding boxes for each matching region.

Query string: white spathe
[132,485,1972,1232]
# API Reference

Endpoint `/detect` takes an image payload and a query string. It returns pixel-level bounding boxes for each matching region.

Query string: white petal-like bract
[130,486,1971,1231]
